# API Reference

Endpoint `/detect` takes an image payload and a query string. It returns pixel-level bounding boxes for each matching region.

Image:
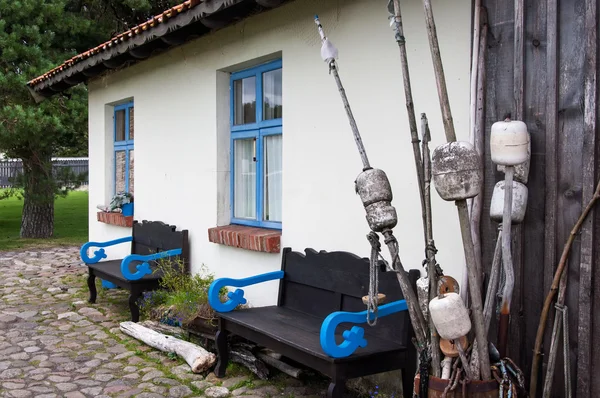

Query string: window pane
[264,134,282,222]
[128,107,134,140]
[234,77,256,125]
[263,69,282,120]
[115,151,126,193]
[115,110,126,141]
[234,138,256,219]
[129,150,134,195]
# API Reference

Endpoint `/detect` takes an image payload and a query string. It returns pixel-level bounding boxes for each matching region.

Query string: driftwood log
[229,343,269,380]
[120,321,216,373]
[140,320,187,340]
[257,352,303,379]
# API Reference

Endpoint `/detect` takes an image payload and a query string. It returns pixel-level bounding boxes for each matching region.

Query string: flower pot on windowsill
[122,203,134,217]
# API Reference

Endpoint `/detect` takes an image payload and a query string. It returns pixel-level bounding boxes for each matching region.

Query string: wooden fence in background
[0,158,89,188]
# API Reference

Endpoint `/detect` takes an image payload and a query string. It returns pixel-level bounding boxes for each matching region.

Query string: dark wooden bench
[208,247,418,398]
[80,220,189,322]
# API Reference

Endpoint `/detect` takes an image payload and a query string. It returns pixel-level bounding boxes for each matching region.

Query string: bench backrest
[131,220,190,273]
[277,247,418,347]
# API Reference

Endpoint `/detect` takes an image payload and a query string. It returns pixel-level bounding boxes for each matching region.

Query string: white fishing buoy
[431,141,482,201]
[429,292,472,340]
[490,119,529,166]
[490,180,529,223]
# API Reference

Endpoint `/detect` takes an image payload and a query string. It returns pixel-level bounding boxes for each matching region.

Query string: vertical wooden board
[521,0,548,384]
[480,0,515,350]
[509,0,526,369]
[556,0,586,394]
[541,0,559,393]
[577,0,597,395]
[592,7,600,395]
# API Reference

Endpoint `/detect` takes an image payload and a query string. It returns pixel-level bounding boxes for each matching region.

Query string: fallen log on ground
[257,351,303,379]
[140,320,187,340]
[230,344,269,380]
[120,321,216,373]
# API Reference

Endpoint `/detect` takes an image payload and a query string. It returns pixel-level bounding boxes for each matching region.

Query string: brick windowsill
[208,225,281,253]
[97,212,134,228]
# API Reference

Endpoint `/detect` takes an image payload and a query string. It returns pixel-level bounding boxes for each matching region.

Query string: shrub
[138,257,226,327]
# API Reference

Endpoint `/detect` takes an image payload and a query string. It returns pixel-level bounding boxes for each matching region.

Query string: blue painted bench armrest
[80,236,133,264]
[208,270,284,313]
[120,248,183,281]
[320,299,408,358]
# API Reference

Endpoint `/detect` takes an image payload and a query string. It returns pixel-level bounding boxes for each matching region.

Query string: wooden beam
[577,0,597,396]
[129,47,153,60]
[255,0,284,7]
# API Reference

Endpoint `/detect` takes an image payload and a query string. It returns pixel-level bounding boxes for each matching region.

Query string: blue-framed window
[114,101,134,195]
[230,59,282,229]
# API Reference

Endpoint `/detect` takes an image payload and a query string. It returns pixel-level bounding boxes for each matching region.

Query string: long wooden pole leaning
[390,0,427,247]
[421,0,490,380]
[530,178,600,397]
[422,114,441,376]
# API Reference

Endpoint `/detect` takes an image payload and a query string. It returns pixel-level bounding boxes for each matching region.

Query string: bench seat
[219,306,407,363]
[88,260,163,283]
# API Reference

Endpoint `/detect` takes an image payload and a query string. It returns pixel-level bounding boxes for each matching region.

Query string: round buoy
[490,119,529,166]
[490,180,529,223]
[355,168,398,232]
[432,141,482,201]
[429,292,471,340]
[437,275,460,295]
[440,336,468,357]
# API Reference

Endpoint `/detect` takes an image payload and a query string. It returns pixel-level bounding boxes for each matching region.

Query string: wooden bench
[208,247,418,398]
[80,220,189,322]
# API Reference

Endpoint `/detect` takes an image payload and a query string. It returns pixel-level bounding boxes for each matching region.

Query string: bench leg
[87,270,97,304]
[215,328,229,378]
[327,377,345,398]
[402,343,418,398]
[129,286,143,323]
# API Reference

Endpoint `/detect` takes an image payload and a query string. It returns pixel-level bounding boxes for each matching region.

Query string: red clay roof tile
[28,0,202,87]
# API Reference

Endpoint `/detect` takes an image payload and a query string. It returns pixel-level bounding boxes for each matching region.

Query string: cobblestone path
[0,247,334,398]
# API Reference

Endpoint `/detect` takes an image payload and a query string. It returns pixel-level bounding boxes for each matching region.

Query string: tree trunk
[20,156,54,239]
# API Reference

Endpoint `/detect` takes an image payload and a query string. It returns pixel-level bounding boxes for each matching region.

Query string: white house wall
[87,0,472,308]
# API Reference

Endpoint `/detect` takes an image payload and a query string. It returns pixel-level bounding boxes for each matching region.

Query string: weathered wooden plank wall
[478,0,598,396]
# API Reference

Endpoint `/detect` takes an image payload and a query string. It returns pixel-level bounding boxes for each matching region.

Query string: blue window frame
[230,59,282,229]
[114,101,134,195]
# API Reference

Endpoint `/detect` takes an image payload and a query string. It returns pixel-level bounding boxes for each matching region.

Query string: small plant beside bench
[80,220,189,322]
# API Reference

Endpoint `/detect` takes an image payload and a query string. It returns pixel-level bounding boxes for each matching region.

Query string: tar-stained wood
[480,0,599,396]
[479,0,515,359]
[542,0,559,392]
[577,0,597,395]
[509,0,525,369]
[521,0,548,390]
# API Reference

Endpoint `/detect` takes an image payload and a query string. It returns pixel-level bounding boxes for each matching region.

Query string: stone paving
[0,247,339,398]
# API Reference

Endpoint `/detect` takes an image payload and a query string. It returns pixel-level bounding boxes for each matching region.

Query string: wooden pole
[470,6,488,288]
[421,0,490,379]
[422,114,441,376]
[498,166,515,358]
[390,0,427,247]
[530,178,600,397]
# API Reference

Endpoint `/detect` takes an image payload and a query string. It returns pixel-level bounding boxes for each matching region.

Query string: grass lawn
[0,190,89,251]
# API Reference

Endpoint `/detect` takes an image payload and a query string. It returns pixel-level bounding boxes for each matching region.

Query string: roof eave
[27,0,291,100]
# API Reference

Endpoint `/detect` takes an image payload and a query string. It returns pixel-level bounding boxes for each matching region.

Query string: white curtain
[263,69,282,120]
[264,135,282,222]
[234,139,256,219]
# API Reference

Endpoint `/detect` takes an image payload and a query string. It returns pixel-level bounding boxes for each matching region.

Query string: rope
[366,232,381,326]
